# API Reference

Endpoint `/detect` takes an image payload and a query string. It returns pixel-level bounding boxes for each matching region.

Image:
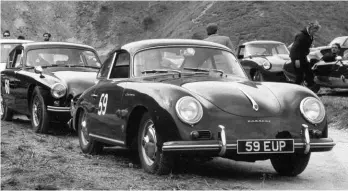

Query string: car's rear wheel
[78,109,103,155]
[138,112,174,175]
[271,152,311,176]
[253,70,264,81]
[31,88,49,133]
[1,95,13,121]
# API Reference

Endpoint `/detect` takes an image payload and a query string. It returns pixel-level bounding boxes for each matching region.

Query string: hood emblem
[238,88,259,111]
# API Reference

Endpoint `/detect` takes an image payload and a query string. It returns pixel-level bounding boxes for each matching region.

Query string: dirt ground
[1,89,348,190]
[1,115,348,190]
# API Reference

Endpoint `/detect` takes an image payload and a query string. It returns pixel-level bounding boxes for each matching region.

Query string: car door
[1,46,23,113]
[87,52,115,135]
[91,50,130,145]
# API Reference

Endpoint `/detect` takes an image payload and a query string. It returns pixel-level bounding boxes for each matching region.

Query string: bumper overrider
[162,124,336,156]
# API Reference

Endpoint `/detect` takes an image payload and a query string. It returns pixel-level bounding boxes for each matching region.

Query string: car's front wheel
[138,112,174,175]
[31,88,49,133]
[271,152,311,176]
[1,95,13,121]
[78,109,103,155]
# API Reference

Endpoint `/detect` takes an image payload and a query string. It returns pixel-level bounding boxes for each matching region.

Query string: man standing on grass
[203,23,235,53]
[290,20,321,91]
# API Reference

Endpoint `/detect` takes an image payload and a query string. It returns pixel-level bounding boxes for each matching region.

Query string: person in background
[3,30,10,38]
[17,35,25,40]
[43,32,51,41]
[289,20,321,89]
[321,43,343,62]
[203,23,235,53]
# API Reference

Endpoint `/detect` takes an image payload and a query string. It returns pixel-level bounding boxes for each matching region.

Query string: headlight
[260,58,271,70]
[300,97,325,124]
[51,83,67,99]
[175,96,203,125]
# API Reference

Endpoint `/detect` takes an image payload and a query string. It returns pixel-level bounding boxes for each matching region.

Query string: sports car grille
[196,130,212,140]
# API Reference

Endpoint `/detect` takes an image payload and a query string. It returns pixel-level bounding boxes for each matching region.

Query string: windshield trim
[24,47,101,68]
[131,46,247,78]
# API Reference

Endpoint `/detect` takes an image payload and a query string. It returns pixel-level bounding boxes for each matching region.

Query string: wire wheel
[32,96,42,127]
[140,119,158,166]
[80,112,90,146]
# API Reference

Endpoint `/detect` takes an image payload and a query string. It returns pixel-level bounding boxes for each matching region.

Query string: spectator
[321,43,343,62]
[3,30,10,38]
[289,20,321,88]
[43,32,51,41]
[17,35,25,40]
[203,23,235,52]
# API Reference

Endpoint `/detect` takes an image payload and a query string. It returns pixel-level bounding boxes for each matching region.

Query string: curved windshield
[244,43,289,57]
[133,47,247,78]
[26,48,101,68]
[1,43,21,62]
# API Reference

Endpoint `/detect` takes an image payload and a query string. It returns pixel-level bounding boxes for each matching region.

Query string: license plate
[237,139,294,154]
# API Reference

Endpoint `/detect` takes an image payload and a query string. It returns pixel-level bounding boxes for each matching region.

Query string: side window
[238,46,245,59]
[109,52,130,79]
[343,39,348,47]
[97,53,114,79]
[11,49,23,68]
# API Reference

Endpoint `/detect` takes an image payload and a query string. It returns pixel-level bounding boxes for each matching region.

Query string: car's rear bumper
[162,124,335,156]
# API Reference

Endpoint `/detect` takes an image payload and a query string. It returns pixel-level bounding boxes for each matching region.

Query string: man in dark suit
[290,21,321,87]
[322,43,343,62]
[203,23,235,53]
[43,32,51,41]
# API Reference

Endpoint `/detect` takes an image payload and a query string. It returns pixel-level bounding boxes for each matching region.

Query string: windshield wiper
[141,69,181,75]
[41,64,60,68]
[183,67,224,76]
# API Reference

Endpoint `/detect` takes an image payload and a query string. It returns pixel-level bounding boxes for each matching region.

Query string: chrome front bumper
[162,124,336,155]
[47,106,70,112]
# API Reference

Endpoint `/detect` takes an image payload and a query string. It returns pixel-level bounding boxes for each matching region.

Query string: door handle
[91,94,98,98]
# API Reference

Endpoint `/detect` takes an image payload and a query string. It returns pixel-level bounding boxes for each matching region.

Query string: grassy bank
[319,88,348,130]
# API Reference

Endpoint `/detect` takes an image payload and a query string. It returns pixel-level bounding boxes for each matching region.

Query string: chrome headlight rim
[260,58,272,70]
[51,83,67,99]
[300,97,326,124]
[175,96,203,125]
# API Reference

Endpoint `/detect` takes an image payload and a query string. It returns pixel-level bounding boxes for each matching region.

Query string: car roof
[0,39,34,44]
[120,39,232,53]
[242,40,285,45]
[21,41,96,51]
[329,36,348,46]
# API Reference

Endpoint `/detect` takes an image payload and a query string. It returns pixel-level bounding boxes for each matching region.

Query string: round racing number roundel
[97,93,108,115]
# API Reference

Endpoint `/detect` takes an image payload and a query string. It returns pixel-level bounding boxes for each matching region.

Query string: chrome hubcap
[32,98,41,127]
[80,113,89,146]
[141,120,157,166]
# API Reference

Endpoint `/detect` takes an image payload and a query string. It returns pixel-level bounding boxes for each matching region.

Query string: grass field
[319,88,348,130]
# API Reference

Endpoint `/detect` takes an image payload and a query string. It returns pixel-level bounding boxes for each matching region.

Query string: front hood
[249,54,290,71]
[181,79,281,117]
[43,68,98,97]
[266,54,290,71]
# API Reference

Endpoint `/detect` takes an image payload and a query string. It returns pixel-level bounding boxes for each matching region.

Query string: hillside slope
[1,1,348,57]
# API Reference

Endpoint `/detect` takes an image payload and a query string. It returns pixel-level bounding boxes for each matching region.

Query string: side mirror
[238,55,244,59]
[34,66,44,78]
[336,56,343,61]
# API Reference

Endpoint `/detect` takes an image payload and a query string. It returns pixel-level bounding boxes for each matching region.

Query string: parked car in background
[0,39,33,71]
[308,36,348,65]
[1,42,101,134]
[236,40,290,82]
[71,39,335,176]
